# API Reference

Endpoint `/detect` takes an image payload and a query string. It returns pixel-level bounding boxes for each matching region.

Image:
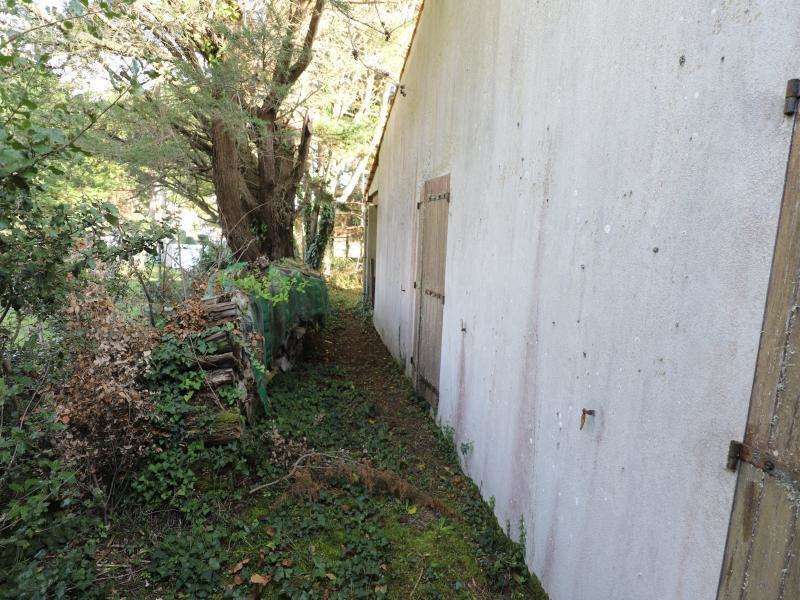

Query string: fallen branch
[249,451,458,519]
[249,451,322,494]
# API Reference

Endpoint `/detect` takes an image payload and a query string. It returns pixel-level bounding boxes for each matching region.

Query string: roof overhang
[365,0,425,195]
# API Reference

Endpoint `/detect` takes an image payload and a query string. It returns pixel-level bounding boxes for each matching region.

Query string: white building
[365,3,800,599]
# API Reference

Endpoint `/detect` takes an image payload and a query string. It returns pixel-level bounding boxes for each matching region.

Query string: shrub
[50,285,160,490]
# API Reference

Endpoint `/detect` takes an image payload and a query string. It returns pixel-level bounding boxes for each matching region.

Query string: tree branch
[285,0,326,87]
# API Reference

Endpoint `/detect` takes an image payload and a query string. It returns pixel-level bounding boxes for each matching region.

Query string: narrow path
[259,288,549,598]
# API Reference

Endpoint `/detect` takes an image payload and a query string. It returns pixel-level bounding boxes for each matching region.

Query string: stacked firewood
[193,295,260,439]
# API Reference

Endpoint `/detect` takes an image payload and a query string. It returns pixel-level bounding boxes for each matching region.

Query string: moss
[383,511,487,598]
[213,409,242,426]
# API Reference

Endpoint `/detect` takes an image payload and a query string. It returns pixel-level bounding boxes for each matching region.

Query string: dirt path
[286,289,549,599]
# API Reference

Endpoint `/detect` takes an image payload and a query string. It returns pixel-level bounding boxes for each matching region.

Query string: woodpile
[194,294,261,435]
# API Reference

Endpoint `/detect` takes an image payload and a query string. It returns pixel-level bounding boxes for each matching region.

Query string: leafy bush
[132,443,202,509]
[329,257,363,290]
[0,405,106,598]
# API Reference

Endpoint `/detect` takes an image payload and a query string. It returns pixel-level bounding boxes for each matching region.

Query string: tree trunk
[210,119,262,261]
[210,115,311,262]
[207,0,323,263]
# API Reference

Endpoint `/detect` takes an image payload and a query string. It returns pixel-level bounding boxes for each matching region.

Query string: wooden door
[364,202,378,307]
[717,84,800,599]
[414,175,450,409]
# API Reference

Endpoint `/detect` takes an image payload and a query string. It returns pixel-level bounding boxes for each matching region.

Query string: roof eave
[365,0,425,195]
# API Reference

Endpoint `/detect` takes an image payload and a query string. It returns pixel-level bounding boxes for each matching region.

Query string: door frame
[364,194,378,308]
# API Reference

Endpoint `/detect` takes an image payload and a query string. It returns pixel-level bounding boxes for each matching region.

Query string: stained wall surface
[368,2,800,598]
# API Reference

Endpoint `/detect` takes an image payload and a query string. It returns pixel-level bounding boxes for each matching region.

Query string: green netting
[249,264,329,407]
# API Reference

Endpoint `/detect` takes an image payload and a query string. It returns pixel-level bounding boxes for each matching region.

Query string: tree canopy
[3,0,414,261]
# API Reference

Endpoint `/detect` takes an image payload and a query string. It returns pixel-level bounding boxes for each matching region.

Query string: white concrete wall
[369,2,800,599]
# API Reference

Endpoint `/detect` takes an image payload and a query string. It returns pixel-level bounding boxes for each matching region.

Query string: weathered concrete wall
[369,2,800,599]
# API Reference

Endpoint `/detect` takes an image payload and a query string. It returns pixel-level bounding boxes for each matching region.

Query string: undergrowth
[0,288,545,599]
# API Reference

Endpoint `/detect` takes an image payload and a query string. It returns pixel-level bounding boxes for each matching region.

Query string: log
[197,352,240,371]
[205,302,239,322]
[201,330,241,359]
[186,410,244,444]
[205,368,236,388]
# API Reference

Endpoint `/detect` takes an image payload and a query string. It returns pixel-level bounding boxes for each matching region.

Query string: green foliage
[1,3,171,331]
[147,524,230,598]
[132,442,202,509]
[1,293,544,598]
[221,263,309,306]
[0,2,451,597]
[0,191,169,323]
[6,541,104,600]
[0,52,82,189]
[0,407,107,598]
[459,440,474,457]
[195,236,233,274]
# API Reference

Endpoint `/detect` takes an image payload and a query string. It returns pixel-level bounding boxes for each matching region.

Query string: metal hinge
[425,192,451,203]
[727,440,799,485]
[413,281,417,289]
[785,79,800,115]
[423,288,445,304]
[727,440,744,471]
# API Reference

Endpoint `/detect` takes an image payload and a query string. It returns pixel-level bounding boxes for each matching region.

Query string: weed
[460,440,474,457]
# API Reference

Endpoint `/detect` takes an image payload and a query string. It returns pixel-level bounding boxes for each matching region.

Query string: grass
[225,287,546,598]
[73,287,548,598]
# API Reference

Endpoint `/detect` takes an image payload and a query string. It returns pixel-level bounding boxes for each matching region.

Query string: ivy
[220,263,309,306]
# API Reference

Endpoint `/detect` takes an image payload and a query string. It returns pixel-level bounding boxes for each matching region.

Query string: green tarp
[248,264,328,407]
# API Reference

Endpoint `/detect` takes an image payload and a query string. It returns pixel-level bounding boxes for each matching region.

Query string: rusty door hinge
[727,440,800,484]
[423,288,444,303]
[785,79,800,115]
[426,192,450,203]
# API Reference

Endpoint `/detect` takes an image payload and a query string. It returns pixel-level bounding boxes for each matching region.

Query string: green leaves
[0,404,105,598]
[101,201,119,226]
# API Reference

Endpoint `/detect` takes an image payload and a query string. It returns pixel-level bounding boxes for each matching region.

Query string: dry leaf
[230,558,250,573]
[250,573,271,585]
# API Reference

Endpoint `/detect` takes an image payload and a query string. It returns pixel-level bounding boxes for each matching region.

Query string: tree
[27,0,325,262]
[12,0,417,267]
[44,0,416,264]
[0,3,168,335]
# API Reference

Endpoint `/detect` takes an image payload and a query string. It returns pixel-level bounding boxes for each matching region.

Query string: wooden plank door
[717,83,800,600]
[364,202,378,307]
[414,175,450,409]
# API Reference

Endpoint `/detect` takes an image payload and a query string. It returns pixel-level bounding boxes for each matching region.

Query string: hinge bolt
[580,408,596,430]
